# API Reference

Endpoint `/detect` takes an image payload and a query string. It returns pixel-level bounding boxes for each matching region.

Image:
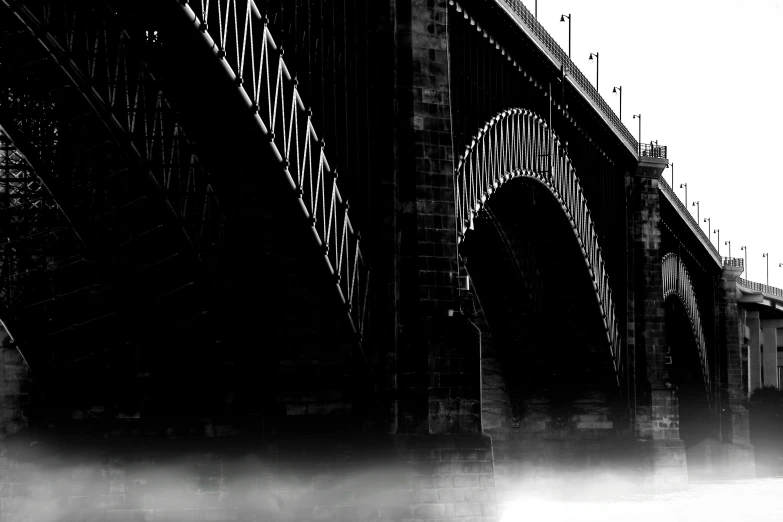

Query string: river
[500,478,783,522]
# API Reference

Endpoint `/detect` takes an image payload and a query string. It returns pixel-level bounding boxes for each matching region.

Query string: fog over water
[501,478,783,522]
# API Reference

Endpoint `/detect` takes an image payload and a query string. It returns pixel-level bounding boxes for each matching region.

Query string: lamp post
[714,229,720,255]
[670,162,674,188]
[632,114,641,155]
[703,217,711,238]
[589,52,599,90]
[680,183,687,208]
[535,0,537,18]
[725,240,731,259]
[560,14,571,58]
[741,246,747,277]
[612,86,622,120]
[762,253,769,285]
[692,201,699,223]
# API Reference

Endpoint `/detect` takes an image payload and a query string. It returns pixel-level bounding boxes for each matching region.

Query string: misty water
[500,478,783,522]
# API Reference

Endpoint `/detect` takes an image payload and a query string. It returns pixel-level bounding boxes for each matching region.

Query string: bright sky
[517,0,783,287]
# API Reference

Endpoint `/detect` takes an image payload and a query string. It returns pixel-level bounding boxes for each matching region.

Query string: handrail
[640,142,667,159]
[737,278,783,299]
[489,0,638,156]
[722,257,744,269]
[658,176,720,263]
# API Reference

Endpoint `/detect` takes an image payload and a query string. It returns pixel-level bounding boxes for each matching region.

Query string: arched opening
[460,176,629,492]
[664,295,718,479]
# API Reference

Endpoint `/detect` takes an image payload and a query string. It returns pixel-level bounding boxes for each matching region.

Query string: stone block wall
[0,332,29,441]
[393,0,481,437]
[627,163,688,489]
[713,267,755,478]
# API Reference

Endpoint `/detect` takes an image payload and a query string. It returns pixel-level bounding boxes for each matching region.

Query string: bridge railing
[639,143,667,159]
[737,278,783,299]
[723,257,744,269]
[658,176,719,259]
[492,0,639,156]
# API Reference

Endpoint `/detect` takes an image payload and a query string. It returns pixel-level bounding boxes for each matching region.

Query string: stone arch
[661,252,712,397]
[455,108,623,387]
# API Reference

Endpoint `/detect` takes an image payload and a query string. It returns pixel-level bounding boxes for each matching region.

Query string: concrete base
[640,439,689,492]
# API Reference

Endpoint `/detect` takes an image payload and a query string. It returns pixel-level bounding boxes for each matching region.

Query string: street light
[762,253,769,285]
[725,240,731,259]
[703,217,711,238]
[612,86,622,120]
[560,14,571,58]
[589,52,599,90]
[741,246,747,277]
[714,229,720,255]
[679,183,687,207]
[632,114,641,154]
[692,201,699,223]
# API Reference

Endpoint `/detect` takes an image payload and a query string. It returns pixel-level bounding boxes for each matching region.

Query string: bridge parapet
[640,143,667,159]
[738,277,783,300]
[490,0,638,156]
[723,257,745,269]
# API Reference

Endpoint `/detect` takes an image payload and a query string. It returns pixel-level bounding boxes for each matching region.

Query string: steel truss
[0,1,224,363]
[456,108,624,390]
[175,0,370,344]
[0,83,86,332]
[3,1,225,261]
[662,252,712,403]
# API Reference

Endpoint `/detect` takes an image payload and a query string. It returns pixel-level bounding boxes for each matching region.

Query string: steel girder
[662,252,714,408]
[0,2,220,373]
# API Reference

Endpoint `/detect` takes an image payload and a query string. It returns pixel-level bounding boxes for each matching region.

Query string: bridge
[0,0,780,520]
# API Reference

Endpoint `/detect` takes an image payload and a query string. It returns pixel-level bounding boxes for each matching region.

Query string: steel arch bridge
[0,0,765,519]
[455,108,624,389]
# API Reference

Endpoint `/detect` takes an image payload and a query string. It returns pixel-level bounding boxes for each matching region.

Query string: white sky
[517,0,783,287]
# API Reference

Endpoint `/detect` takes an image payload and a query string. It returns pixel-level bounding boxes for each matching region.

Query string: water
[500,478,783,522]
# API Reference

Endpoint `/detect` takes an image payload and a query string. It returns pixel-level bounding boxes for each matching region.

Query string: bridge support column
[629,158,688,490]
[389,0,496,518]
[392,0,481,437]
[715,266,755,478]
[760,322,779,389]
[747,311,762,394]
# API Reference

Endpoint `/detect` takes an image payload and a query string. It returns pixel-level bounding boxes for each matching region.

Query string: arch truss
[662,252,711,396]
[455,108,623,387]
[176,0,369,339]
